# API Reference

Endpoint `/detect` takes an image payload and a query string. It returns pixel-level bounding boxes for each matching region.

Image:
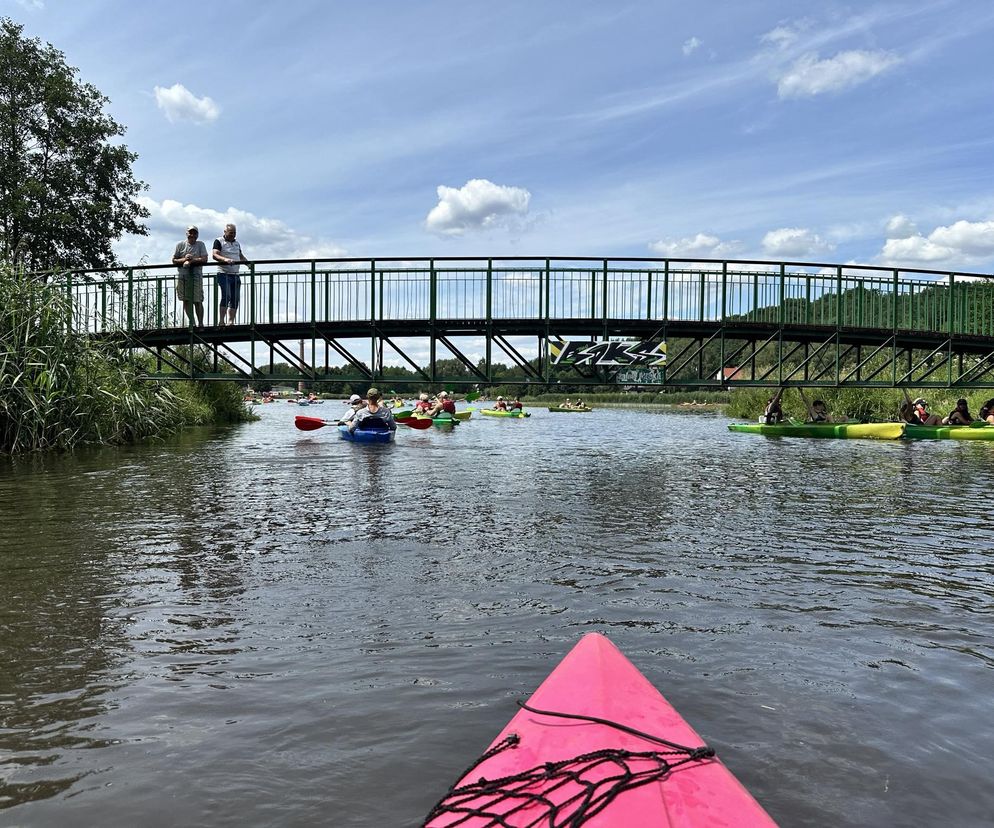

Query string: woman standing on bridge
[213,223,250,326]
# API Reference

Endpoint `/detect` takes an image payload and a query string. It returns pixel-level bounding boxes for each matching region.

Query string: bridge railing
[62,257,994,337]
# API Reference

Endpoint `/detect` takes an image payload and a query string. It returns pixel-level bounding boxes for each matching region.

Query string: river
[1,402,992,826]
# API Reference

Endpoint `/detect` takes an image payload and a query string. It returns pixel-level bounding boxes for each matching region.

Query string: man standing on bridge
[212,223,250,326]
[172,225,208,328]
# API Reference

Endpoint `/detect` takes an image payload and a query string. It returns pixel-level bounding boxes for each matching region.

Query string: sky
[8,0,994,274]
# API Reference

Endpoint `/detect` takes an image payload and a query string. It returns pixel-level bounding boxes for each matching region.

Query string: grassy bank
[0,267,253,454]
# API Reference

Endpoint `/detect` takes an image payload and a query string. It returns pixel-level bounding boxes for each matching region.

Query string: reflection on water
[1,406,993,826]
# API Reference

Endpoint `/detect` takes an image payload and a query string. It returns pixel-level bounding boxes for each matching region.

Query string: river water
[1,402,992,826]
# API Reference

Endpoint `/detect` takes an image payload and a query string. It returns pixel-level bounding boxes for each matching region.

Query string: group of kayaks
[729,421,994,440]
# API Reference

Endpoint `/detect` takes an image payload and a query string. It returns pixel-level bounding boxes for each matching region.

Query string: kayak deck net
[422,702,716,827]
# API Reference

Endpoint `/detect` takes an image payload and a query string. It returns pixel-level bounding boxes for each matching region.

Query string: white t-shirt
[213,238,244,275]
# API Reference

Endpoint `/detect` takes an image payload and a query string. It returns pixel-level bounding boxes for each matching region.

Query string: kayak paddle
[396,416,434,429]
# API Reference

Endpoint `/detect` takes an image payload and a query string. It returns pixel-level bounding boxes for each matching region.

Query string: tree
[0,18,148,273]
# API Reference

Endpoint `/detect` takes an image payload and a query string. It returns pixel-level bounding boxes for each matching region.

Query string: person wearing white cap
[494,395,508,411]
[337,393,364,425]
[172,226,208,327]
[424,390,456,418]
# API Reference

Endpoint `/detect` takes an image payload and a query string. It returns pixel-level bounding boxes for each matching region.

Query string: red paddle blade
[397,417,434,429]
[295,415,328,431]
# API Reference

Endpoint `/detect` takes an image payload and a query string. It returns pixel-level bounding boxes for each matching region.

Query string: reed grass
[0,267,252,454]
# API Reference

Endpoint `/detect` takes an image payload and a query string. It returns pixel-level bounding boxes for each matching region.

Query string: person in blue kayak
[349,388,396,433]
[338,393,364,425]
[761,388,784,424]
[943,398,974,425]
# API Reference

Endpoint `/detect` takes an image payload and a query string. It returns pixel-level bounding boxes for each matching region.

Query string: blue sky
[9,0,994,273]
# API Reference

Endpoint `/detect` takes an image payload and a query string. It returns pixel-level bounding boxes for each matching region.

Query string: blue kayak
[338,423,395,443]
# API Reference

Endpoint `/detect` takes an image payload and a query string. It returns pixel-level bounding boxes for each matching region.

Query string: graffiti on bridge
[550,339,667,367]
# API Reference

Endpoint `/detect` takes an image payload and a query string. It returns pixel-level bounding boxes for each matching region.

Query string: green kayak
[904,423,994,440]
[728,422,906,440]
[480,409,530,418]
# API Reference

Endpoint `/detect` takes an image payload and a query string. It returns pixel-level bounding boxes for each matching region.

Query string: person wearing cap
[424,390,456,418]
[337,393,364,425]
[349,387,396,433]
[172,226,209,327]
[494,396,508,411]
[559,397,573,410]
[212,223,250,327]
[900,389,941,425]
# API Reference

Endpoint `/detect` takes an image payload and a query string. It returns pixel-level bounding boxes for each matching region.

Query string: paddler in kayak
[799,388,830,422]
[349,387,396,433]
[761,387,785,424]
[337,393,364,425]
[560,397,573,409]
[901,389,941,425]
[414,392,432,414]
[509,396,523,412]
[423,390,456,418]
[980,398,994,423]
[943,398,974,425]
[494,396,508,411]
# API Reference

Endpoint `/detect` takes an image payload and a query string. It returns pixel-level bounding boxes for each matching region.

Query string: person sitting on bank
[979,398,994,423]
[762,388,785,424]
[349,388,396,432]
[799,388,829,423]
[509,397,523,411]
[495,396,508,411]
[338,393,364,425]
[943,398,974,425]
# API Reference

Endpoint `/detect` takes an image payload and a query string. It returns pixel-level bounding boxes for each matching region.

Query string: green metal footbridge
[66,256,994,389]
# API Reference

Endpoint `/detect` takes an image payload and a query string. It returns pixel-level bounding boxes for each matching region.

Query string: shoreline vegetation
[0,266,254,456]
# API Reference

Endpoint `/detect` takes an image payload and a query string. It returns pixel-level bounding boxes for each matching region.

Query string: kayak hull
[337,424,395,443]
[480,409,530,418]
[548,406,592,412]
[425,633,775,827]
[728,422,905,439]
[904,423,994,440]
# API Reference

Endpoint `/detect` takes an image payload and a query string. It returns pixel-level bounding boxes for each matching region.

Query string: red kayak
[424,633,776,826]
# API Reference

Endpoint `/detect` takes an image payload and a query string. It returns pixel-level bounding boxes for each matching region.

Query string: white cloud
[760,23,804,51]
[776,50,900,98]
[762,227,834,257]
[130,198,346,261]
[885,214,917,239]
[15,0,45,10]
[880,219,994,266]
[425,179,531,236]
[153,83,220,124]
[682,37,702,56]
[648,233,739,258]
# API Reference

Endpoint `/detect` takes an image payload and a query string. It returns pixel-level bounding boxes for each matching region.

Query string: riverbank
[0,267,254,455]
